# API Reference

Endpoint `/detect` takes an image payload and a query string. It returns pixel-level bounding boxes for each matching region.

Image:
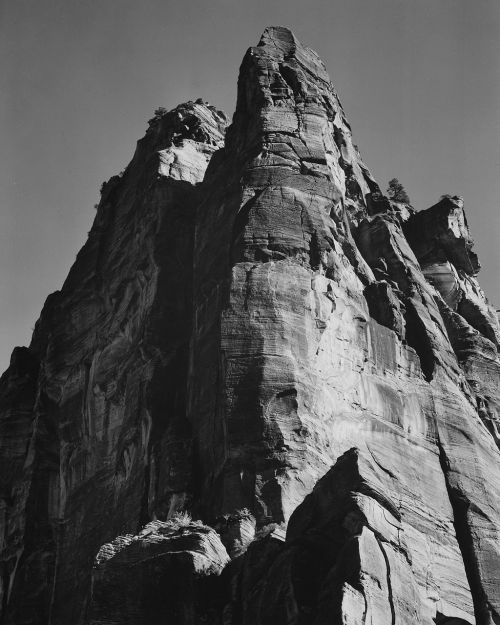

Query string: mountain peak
[258,25,301,51]
[1,26,499,625]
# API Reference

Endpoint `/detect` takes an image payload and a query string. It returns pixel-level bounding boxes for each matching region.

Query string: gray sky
[1,0,499,372]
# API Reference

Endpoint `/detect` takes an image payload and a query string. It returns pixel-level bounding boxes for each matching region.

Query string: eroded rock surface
[90,519,229,625]
[0,100,226,625]
[0,25,499,625]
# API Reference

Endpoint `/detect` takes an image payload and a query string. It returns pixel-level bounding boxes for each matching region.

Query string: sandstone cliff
[1,26,499,625]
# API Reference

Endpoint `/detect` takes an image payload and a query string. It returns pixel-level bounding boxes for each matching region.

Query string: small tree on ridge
[387,178,410,204]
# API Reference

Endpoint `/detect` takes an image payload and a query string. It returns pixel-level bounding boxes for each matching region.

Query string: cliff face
[1,26,499,625]
[0,101,227,624]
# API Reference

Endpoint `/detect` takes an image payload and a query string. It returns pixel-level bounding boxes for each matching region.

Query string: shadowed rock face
[0,100,226,624]
[1,26,499,625]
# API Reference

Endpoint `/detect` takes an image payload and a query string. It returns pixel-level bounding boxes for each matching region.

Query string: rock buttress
[0,101,226,625]
[188,26,500,623]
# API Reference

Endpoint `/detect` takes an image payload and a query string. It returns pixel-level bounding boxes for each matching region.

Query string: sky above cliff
[1,0,499,371]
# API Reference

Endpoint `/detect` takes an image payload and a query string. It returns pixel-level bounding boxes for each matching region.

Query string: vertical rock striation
[187,26,500,623]
[0,101,226,624]
[189,25,382,523]
[0,26,499,625]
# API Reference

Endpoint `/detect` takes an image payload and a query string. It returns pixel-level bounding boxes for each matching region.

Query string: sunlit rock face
[404,195,500,456]
[1,26,500,625]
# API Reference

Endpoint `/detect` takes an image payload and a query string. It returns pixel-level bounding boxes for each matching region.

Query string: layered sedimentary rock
[1,25,499,625]
[403,197,500,449]
[0,101,226,624]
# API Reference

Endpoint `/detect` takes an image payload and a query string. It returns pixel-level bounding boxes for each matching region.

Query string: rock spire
[1,26,499,625]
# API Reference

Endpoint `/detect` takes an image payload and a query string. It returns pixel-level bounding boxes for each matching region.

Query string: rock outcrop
[1,26,499,625]
[0,100,226,624]
[89,518,229,624]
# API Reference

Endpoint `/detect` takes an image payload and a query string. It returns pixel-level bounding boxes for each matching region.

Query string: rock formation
[1,26,499,625]
[90,518,229,624]
[0,100,227,624]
